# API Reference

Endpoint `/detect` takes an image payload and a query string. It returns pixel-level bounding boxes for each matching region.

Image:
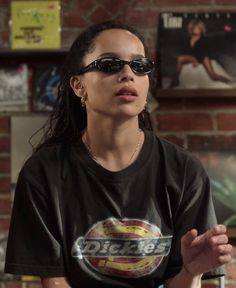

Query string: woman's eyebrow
[132,53,146,59]
[98,52,145,59]
[98,52,118,58]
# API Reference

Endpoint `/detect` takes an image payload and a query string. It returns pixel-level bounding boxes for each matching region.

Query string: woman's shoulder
[30,143,63,162]
[155,135,205,175]
[20,143,68,179]
[152,133,186,154]
[153,135,208,191]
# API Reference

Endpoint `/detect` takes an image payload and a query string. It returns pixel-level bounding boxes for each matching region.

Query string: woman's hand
[41,277,70,288]
[181,224,233,276]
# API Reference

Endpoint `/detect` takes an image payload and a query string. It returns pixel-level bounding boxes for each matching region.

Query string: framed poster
[193,151,236,239]
[11,1,61,49]
[32,64,61,111]
[158,12,236,97]
[0,64,29,111]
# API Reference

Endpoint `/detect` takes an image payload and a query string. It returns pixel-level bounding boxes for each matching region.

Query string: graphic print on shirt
[71,218,172,278]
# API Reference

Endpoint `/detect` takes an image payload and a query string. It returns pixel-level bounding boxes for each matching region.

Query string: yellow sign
[11,1,61,49]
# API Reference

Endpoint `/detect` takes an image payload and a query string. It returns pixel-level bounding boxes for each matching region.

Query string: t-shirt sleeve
[163,155,224,280]
[4,169,65,277]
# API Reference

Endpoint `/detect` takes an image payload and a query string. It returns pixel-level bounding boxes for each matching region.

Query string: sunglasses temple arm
[78,61,97,74]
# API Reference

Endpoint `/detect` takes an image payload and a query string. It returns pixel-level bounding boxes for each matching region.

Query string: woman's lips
[115,88,138,102]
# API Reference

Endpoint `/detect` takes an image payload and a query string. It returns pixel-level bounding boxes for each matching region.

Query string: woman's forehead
[86,29,145,60]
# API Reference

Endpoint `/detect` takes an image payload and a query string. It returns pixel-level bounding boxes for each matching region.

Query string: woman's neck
[190,35,201,47]
[82,122,144,171]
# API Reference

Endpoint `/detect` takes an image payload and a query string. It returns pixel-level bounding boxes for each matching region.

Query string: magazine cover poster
[0,64,29,111]
[32,65,61,111]
[159,12,236,90]
[11,0,61,49]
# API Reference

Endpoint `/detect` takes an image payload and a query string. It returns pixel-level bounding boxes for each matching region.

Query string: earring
[81,95,86,107]
[144,100,147,111]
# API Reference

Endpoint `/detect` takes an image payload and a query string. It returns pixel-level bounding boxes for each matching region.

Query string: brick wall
[0,116,11,236]
[0,0,236,287]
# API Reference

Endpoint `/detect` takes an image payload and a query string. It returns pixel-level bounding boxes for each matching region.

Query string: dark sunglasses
[78,57,154,75]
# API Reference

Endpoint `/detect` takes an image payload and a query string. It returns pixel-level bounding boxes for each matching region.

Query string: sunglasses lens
[131,58,153,74]
[97,58,122,73]
[94,57,154,75]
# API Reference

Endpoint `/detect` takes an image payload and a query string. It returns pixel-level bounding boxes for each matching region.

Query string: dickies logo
[71,218,172,278]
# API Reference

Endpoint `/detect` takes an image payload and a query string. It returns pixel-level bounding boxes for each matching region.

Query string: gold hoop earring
[81,96,86,107]
[144,100,147,110]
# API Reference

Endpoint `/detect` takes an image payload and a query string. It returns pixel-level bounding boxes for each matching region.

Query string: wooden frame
[156,12,236,98]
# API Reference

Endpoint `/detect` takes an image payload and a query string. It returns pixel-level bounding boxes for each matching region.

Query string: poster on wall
[11,0,61,49]
[32,64,61,111]
[0,64,29,111]
[158,12,236,96]
[193,151,236,238]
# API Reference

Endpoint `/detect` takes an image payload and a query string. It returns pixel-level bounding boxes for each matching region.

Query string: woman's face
[74,29,150,123]
[191,25,202,37]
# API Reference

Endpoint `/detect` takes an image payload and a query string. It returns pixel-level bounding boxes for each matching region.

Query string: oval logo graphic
[72,218,172,278]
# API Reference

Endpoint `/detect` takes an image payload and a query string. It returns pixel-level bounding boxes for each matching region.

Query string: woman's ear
[70,76,85,97]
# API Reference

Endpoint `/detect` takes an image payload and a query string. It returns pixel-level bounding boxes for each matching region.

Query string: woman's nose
[117,64,134,82]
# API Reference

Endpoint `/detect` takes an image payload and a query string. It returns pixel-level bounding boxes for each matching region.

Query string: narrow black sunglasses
[78,57,154,75]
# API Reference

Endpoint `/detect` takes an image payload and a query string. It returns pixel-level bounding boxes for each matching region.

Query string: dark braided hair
[35,20,153,151]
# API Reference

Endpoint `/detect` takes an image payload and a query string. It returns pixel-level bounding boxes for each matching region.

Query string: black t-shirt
[5,130,223,287]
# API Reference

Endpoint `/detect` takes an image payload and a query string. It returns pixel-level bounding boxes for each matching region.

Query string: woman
[5,21,232,288]
[170,19,231,88]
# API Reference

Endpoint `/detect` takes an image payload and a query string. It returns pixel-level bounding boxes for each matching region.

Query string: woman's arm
[41,277,70,288]
[165,268,202,288]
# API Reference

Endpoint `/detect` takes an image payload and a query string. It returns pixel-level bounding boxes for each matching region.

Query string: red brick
[184,98,236,110]
[0,177,10,193]
[0,0,10,7]
[156,113,213,131]
[217,113,236,130]
[0,7,9,29]
[0,197,11,214]
[27,282,42,288]
[0,217,10,231]
[0,136,10,153]
[135,0,153,7]
[61,29,82,49]
[157,98,185,110]
[153,0,211,4]
[4,282,23,288]
[99,0,137,16]
[0,157,10,173]
[188,135,236,150]
[125,9,158,28]
[0,117,10,134]
[202,284,217,288]
[63,13,87,27]
[161,135,185,147]
[89,5,111,23]
[0,30,10,48]
[76,0,97,12]
[215,0,236,3]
